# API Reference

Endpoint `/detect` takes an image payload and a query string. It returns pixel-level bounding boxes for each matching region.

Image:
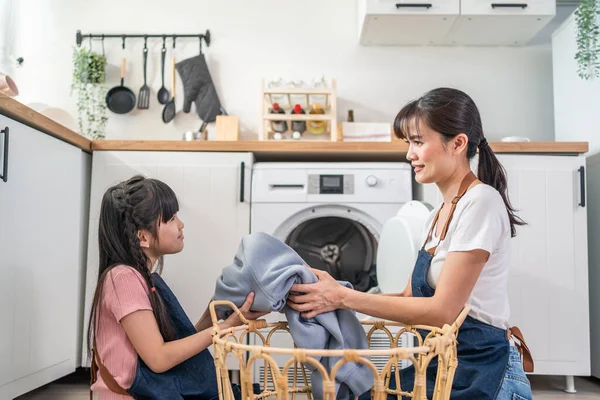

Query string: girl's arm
[195,305,212,332]
[288,249,487,327]
[121,293,262,373]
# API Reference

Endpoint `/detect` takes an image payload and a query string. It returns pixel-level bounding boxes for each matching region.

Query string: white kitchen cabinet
[444,0,555,45]
[421,154,589,381]
[82,151,254,370]
[501,154,589,378]
[358,0,460,45]
[358,0,554,45]
[0,115,91,399]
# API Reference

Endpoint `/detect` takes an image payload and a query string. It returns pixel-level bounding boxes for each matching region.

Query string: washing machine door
[376,201,433,295]
[286,216,377,293]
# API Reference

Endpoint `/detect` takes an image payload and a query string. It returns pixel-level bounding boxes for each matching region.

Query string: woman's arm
[121,293,264,373]
[288,249,487,327]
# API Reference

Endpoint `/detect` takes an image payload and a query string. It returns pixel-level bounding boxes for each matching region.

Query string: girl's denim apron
[92,273,241,400]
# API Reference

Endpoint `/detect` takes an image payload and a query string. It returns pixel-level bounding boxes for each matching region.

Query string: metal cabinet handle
[491,3,528,8]
[579,166,586,207]
[240,161,245,203]
[396,3,433,8]
[0,127,8,183]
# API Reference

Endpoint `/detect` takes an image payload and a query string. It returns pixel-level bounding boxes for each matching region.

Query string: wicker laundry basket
[209,301,468,400]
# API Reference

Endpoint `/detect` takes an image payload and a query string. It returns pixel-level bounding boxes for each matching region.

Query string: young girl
[87,175,266,399]
[288,88,534,399]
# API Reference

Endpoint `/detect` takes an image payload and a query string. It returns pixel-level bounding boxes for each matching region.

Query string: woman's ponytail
[477,140,526,237]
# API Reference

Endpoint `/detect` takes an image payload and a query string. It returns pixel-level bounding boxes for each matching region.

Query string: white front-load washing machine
[249,162,431,391]
[251,162,413,294]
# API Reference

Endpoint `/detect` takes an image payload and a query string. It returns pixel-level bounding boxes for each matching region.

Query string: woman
[287,88,533,399]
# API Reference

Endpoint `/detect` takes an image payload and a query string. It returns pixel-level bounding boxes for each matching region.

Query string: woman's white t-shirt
[422,183,511,329]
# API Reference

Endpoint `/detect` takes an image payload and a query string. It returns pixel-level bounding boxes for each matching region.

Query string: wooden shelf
[263,88,334,95]
[262,114,333,121]
[261,79,337,141]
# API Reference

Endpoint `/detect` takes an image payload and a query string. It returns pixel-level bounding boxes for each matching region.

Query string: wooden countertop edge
[91,140,589,154]
[0,94,92,152]
[0,95,589,155]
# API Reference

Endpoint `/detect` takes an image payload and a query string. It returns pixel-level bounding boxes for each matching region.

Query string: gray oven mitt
[175,54,222,122]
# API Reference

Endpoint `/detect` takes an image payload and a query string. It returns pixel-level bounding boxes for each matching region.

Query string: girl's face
[139,213,185,262]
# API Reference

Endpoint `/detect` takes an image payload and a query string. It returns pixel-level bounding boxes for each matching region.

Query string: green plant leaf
[575,0,600,80]
[71,46,108,139]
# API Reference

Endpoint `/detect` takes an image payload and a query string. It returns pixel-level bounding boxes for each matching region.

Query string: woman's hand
[223,292,269,328]
[286,267,348,319]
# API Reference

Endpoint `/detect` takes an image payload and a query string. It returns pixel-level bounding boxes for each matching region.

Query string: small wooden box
[215,115,240,141]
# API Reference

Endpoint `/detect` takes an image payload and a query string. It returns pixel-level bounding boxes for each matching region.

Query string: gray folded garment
[213,232,373,400]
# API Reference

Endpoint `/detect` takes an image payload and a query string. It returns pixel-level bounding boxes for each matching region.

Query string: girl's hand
[287,267,348,319]
[224,292,269,328]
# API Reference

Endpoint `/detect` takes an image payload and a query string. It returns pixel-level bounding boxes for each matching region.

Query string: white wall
[0,0,17,74]
[8,0,555,141]
[552,11,600,155]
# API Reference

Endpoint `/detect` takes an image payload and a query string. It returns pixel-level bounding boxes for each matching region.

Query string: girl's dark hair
[87,175,178,360]
[393,87,525,237]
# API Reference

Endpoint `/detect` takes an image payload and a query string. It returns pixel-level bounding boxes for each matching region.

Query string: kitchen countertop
[0,93,92,152]
[93,139,590,162]
[1,94,590,160]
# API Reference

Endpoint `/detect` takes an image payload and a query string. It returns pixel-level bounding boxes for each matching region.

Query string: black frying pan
[106,58,136,114]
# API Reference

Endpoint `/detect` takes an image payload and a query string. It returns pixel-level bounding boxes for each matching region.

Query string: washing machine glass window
[285,216,378,293]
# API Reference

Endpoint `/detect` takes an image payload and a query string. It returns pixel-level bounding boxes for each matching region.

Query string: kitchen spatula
[162,56,176,123]
[137,46,150,109]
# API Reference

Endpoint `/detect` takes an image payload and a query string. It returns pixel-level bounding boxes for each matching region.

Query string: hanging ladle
[157,37,170,105]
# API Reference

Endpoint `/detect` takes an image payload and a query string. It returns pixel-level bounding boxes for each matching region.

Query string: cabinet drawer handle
[579,166,586,207]
[0,126,8,183]
[396,3,433,8]
[240,161,245,203]
[491,3,528,8]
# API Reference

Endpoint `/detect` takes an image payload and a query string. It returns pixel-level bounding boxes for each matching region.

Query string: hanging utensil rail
[75,30,211,50]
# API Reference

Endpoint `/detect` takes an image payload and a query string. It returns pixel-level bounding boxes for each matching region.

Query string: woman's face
[406,121,456,184]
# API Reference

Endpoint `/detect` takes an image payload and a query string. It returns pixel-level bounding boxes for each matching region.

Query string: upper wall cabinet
[358,0,460,45]
[444,0,555,45]
[358,0,555,46]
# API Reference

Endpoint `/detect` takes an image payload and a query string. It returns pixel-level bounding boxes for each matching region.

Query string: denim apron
[397,172,510,399]
[92,273,240,400]
[126,273,224,399]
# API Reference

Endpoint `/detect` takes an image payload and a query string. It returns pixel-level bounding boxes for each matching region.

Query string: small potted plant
[575,0,600,80]
[71,46,108,139]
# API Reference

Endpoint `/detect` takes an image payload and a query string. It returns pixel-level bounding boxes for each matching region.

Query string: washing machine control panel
[308,174,354,194]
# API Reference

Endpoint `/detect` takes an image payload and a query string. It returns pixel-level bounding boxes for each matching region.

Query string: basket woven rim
[210,301,469,358]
